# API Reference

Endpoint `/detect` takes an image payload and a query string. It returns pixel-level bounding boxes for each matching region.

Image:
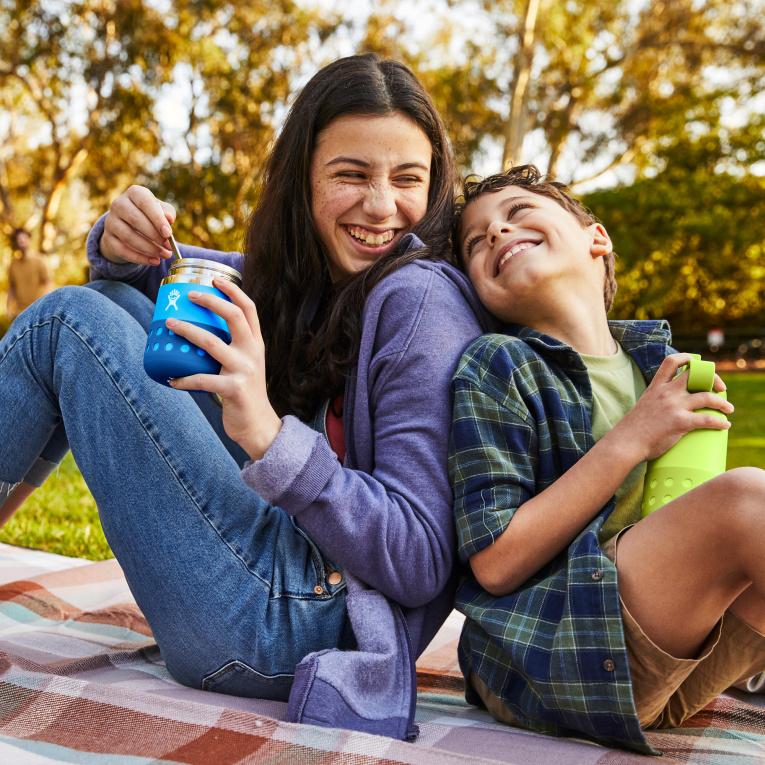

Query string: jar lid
[168,258,242,285]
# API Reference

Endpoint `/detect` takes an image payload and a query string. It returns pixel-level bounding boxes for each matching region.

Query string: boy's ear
[589,223,612,260]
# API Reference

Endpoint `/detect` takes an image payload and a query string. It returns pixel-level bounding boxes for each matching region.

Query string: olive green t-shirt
[579,343,648,543]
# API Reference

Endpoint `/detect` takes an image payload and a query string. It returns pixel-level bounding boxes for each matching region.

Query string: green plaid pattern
[449,320,672,753]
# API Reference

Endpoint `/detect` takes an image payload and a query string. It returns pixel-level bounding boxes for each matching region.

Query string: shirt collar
[503,319,671,377]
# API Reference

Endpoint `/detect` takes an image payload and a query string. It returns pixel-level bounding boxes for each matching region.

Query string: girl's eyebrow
[326,157,371,168]
[325,157,429,172]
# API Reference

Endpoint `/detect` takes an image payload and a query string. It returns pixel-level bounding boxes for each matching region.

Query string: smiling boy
[448,165,765,752]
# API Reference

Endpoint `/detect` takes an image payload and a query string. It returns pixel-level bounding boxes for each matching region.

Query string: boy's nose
[487,220,513,246]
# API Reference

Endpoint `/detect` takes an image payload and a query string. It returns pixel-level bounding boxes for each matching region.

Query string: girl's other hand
[611,353,734,465]
[101,185,176,266]
[164,278,283,461]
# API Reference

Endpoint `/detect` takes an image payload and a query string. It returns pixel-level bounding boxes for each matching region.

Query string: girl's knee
[39,284,102,310]
[42,283,139,322]
[85,280,154,327]
[85,279,118,295]
[20,285,100,324]
[23,286,145,349]
[86,279,137,300]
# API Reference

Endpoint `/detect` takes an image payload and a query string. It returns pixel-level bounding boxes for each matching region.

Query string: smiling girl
[0,54,491,737]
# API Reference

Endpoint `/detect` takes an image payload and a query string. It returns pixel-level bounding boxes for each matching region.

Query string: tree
[144,1,339,251]
[352,4,502,172]
[0,0,337,261]
[584,144,765,332]
[502,0,542,169]
[354,0,765,186]
[0,0,179,254]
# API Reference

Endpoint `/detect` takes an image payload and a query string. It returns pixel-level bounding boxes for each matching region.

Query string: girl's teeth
[349,227,392,246]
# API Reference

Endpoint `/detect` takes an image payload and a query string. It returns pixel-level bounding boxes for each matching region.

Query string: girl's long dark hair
[243,54,456,420]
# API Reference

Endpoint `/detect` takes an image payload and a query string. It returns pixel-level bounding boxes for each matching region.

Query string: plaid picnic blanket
[1,543,765,764]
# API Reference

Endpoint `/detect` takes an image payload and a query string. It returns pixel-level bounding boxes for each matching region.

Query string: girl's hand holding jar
[165,279,283,461]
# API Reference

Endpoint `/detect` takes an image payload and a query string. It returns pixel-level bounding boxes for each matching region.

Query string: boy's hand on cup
[101,185,176,266]
[613,353,734,465]
[165,278,283,461]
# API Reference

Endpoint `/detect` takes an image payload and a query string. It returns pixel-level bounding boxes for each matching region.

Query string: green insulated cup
[641,355,728,517]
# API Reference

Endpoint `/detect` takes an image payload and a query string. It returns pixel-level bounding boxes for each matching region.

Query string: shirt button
[314,585,324,595]
[603,659,616,672]
[591,569,604,581]
[327,572,343,585]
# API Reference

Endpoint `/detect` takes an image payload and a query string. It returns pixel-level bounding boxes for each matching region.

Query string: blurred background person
[6,228,53,320]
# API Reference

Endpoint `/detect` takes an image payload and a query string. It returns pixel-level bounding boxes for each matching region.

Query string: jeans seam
[21,315,273,590]
[202,660,295,687]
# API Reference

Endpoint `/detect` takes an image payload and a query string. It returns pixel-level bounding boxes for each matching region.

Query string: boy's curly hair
[452,165,618,313]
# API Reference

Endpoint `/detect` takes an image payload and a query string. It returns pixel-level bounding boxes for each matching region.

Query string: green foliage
[141,1,340,251]
[356,0,765,184]
[536,0,765,181]
[0,0,338,261]
[584,158,765,331]
[0,0,180,253]
[354,8,503,170]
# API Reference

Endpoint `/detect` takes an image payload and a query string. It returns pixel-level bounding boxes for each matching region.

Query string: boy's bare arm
[470,353,734,597]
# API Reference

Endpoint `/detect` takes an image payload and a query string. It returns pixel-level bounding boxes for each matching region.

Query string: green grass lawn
[0,451,112,559]
[1,372,764,561]
[721,373,765,470]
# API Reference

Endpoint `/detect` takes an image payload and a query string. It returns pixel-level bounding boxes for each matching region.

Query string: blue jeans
[0,282,353,700]
[16,280,251,480]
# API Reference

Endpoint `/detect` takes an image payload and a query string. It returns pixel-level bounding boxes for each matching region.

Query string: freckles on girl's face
[309,111,433,282]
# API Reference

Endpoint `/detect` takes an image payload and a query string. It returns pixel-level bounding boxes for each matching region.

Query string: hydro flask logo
[166,289,181,311]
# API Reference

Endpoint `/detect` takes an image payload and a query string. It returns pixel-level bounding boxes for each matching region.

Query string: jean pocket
[289,518,347,597]
[202,660,294,701]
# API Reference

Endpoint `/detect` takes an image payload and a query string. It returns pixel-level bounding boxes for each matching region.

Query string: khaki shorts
[471,528,765,731]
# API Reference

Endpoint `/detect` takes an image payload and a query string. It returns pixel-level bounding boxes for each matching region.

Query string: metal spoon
[156,197,182,263]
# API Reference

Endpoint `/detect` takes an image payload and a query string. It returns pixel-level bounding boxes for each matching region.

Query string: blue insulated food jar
[144,258,242,386]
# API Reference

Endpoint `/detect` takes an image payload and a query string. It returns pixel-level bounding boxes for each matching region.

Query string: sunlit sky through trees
[149,0,765,191]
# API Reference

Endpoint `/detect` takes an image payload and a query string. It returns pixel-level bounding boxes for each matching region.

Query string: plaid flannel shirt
[449,319,672,754]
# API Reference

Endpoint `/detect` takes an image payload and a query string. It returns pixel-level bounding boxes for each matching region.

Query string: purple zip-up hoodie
[87,218,493,738]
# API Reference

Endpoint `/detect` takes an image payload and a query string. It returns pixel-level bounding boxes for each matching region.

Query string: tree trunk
[40,147,88,253]
[547,95,576,179]
[502,0,542,169]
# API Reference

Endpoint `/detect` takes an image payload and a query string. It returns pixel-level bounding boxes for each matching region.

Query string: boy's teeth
[498,241,536,270]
